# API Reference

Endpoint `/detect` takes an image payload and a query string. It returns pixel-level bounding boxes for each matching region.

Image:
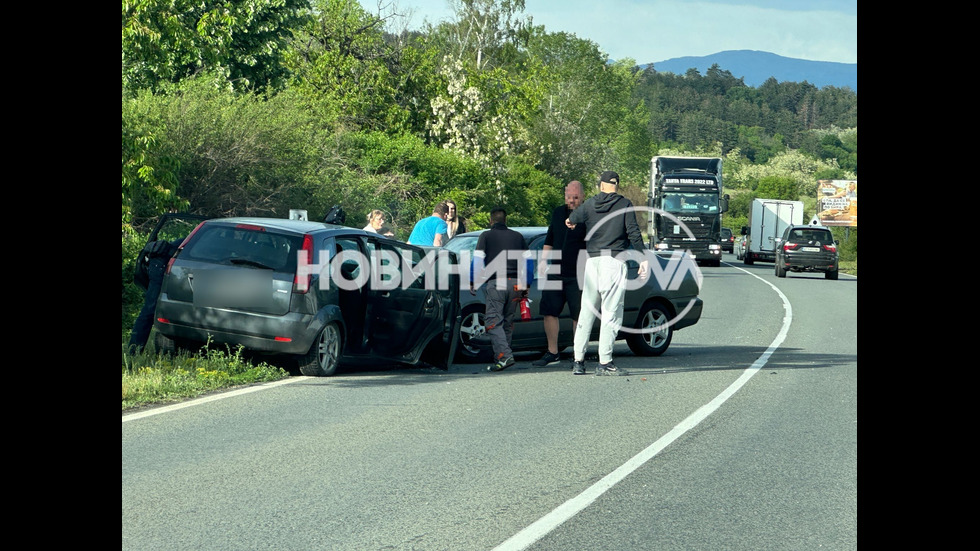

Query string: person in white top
[363,210,385,233]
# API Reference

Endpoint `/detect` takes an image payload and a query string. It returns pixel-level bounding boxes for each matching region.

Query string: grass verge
[122,335,289,411]
[839,260,857,276]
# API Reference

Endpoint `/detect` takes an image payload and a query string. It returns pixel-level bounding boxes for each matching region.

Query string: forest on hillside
[122,0,857,328]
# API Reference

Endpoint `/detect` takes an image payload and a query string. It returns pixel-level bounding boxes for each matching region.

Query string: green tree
[754,175,799,200]
[122,0,307,93]
[122,76,323,229]
[437,0,531,71]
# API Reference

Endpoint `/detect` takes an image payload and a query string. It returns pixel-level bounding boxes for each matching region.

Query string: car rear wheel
[298,322,342,376]
[826,268,839,280]
[153,332,201,355]
[775,262,786,278]
[626,302,673,356]
[457,306,492,362]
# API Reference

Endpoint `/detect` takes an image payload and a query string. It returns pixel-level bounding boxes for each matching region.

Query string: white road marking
[122,377,309,423]
[493,265,792,551]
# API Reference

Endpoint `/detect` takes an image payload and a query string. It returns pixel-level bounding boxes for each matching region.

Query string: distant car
[153,217,460,376]
[443,227,704,362]
[734,234,747,260]
[774,224,840,280]
[719,227,734,253]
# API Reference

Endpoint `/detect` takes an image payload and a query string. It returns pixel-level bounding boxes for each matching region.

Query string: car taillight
[823,243,837,252]
[783,242,799,251]
[294,233,314,293]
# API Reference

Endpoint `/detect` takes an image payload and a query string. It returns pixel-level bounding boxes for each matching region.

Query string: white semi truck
[741,199,804,265]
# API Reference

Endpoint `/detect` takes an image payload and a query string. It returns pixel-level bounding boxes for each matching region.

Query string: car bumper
[153,297,321,355]
[780,252,839,272]
[671,296,703,330]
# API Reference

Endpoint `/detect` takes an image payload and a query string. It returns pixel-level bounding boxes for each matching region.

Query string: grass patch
[122,335,289,411]
[839,260,857,276]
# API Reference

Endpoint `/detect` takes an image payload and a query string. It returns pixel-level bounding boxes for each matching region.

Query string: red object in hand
[519,297,531,321]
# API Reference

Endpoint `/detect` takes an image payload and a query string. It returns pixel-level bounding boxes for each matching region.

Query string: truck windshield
[662,193,718,213]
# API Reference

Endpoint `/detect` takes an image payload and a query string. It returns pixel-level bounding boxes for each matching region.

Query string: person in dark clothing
[532,180,587,368]
[128,237,184,353]
[566,171,649,376]
[473,207,528,372]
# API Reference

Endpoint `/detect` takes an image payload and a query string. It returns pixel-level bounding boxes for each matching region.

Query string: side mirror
[740,226,748,235]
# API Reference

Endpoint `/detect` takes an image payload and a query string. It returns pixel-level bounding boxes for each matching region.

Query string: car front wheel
[457,306,492,362]
[298,322,342,376]
[626,302,673,356]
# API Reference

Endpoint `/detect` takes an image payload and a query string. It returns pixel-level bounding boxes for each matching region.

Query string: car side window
[334,237,362,281]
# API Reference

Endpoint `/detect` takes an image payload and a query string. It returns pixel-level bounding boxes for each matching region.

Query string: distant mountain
[646,50,857,91]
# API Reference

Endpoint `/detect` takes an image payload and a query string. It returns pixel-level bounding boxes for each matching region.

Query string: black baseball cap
[599,171,620,185]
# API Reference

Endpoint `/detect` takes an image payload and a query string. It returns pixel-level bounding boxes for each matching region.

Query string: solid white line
[122,377,309,423]
[493,266,792,551]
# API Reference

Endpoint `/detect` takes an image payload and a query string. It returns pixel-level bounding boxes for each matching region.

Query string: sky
[376,0,857,65]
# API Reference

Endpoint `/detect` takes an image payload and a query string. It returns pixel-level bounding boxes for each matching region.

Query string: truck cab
[648,156,729,267]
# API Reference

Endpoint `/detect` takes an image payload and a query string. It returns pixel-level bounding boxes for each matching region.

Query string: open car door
[134,213,210,290]
[362,239,459,368]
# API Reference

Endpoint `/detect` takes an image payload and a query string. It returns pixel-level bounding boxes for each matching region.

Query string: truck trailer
[741,199,804,265]
[647,156,729,267]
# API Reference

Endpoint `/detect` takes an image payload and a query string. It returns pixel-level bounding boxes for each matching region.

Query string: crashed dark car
[443,227,704,362]
[153,217,460,375]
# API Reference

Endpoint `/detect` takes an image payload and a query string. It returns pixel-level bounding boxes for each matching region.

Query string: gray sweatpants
[485,279,521,362]
[573,256,627,364]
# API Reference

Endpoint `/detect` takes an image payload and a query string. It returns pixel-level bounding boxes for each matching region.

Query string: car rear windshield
[788,229,833,242]
[180,223,303,272]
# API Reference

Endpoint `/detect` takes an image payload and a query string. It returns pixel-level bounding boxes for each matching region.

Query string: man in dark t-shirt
[532,180,587,368]
[474,207,528,372]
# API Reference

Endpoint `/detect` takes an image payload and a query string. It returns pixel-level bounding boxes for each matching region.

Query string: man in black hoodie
[566,171,649,375]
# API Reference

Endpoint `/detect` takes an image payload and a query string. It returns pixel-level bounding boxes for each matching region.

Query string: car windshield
[662,192,718,213]
[444,235,479,254]
[181,224,302,272]
[788,229,833,243]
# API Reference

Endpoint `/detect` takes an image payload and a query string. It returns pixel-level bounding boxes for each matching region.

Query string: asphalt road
[122,253,857,550]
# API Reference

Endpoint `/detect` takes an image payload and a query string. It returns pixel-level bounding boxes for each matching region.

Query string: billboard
[816,180,857,227]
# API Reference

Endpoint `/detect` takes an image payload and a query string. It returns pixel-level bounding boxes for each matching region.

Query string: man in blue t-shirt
[408,201,450,246]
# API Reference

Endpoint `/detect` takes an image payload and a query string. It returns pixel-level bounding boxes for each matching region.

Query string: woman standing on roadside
[363,210,386,233]
[445,200,467,239]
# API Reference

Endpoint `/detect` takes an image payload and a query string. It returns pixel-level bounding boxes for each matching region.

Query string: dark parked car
[774,224,839,279]
[153,217,460,375]
[443,227,704,362]
[719,227,734,253]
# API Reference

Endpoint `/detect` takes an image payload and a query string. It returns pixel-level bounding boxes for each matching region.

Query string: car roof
[451,226,547,240]
[786,224,832,231]
[204,217,372,235]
